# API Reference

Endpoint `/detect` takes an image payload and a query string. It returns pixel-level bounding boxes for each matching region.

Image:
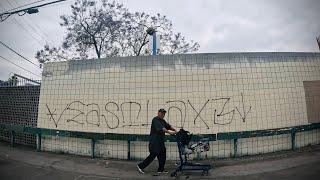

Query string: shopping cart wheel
[171,171,177,177]
[201,170,209,176]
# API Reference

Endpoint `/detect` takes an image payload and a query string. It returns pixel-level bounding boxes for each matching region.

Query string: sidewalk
[0,141,320,179]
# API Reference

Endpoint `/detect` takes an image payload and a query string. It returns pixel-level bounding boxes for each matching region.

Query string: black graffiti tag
[235,93,252,122]
[120,101,141,127]
[212,98,235,125]
[45,93,252,129]
[104,102,120,129]
[141,100,150,126]
[166,100,187,128]
[188,99,210,129]
[46,104,68,128]
[66,101,85,125]
[86,103,101,127]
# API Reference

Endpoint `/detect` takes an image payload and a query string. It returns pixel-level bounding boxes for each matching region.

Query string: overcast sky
[0,0,319,81]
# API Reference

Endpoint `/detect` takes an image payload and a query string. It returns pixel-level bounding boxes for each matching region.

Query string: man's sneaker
[137,164,145,174]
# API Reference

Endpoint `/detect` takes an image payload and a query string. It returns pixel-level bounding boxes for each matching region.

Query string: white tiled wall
[296,129,320,148]
[95,139,128,159]
[237,135,291,156]
[37,53,320,159]
[41,135,91,156]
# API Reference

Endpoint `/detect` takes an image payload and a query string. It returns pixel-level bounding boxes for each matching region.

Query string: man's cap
[158,108,167,113]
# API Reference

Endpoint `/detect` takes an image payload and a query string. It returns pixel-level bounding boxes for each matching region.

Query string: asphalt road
[1,142,320,180]
[1,156,320,180]
[0,158,118,180]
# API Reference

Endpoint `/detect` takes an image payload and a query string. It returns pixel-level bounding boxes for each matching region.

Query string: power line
[38,0,72,10]
[1,0,71,46]
[12,17,45,46]
[0,6,44,46]
[23,17,56,46]
[4,1,55,47]
[0,40,41,68]
[0,55,41,77]
[0,0,48,14]
[0,0,67,22]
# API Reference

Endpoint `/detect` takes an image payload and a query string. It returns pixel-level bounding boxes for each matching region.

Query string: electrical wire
[0,40,41,68]
[0,6,45,46]
[10,1,56,47]
[0,55,41,77]
[0,0,48,14]
[0,0,67,22]
[4,1,50,46]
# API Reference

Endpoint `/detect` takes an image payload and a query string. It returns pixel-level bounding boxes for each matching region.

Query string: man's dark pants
[138,148,166,172]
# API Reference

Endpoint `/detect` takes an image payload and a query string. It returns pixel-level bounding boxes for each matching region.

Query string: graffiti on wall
[45,93,252,129]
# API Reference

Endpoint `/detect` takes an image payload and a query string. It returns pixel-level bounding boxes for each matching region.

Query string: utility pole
[146,27,157,55]
[317,36,320,51]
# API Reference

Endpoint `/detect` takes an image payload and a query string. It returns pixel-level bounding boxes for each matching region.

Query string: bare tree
[59,0,125,59]
[35,0,200,65]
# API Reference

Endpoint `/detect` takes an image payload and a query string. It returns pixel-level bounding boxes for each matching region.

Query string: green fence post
[291,131,296,150]
[127,140,131,160]
[91,139,95,159]
[233,138,238,158]
[36,133,41,151]
[10,131,15,147]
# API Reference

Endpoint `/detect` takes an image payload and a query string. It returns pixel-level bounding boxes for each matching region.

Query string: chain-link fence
[0,74,40,147]
[1,53,320,161]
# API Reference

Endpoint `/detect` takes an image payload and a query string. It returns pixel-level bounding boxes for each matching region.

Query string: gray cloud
[0,0,319,80]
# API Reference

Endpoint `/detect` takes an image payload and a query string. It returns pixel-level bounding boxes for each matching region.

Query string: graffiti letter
[46,104,69,128]
[120,102,141,127]
[66,101,85,125]
[86,103,101,127]
[141,100,150,126]
[212,98,235,125]
[188,100,210,129]
[235,93,252,122]
[104,102,120,129]
[166,100,186,128]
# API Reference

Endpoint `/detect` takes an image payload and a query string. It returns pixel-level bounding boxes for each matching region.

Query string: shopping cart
[171,129,213,177]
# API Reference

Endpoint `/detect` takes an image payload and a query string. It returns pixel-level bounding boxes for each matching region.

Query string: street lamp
[26,8,39,14]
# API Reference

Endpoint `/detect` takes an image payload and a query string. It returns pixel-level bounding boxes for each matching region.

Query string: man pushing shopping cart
[137,108,212,177]
[137,108,178,175]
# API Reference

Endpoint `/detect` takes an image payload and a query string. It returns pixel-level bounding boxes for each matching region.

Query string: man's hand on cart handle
[162,128,177,135]
[170,126,179,134]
